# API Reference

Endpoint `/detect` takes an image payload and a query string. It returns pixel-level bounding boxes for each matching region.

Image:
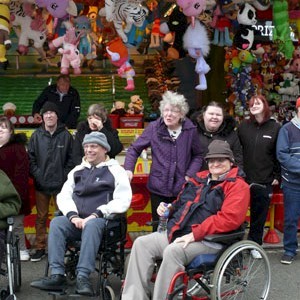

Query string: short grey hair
[159,91,189,116]
[87,103,107,122]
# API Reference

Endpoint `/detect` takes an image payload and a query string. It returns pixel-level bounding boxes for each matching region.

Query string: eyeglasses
[207,158,229,164]
[43,111,56,117]
[163,108,181,115]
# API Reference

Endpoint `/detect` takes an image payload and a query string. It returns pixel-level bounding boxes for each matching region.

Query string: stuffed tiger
[100,0,148,43]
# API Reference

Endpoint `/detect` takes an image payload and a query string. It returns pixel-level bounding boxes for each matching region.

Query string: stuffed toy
[74,15,97,69]
[49,23,82,75]
[127,95,144,115]
[183,19,210,90]
[2,102,16,117]
[159,6,188,58]
[106,37,135,91]
[176,0,207,25]
[110,101,126,116]
[99,0,148,43]
[278,72,300,96]
[233,3,261,51]
[35,0,77,31]
[0,2,11,69]
[10,2,47,56]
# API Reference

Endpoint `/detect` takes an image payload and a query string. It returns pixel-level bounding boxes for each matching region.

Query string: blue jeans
[283,186,300,257]
[48,216,106,278]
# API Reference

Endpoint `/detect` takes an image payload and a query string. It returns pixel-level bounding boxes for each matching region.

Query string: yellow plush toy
[0,1,11,70]
[127,95,144,115]
[110,101,126,116]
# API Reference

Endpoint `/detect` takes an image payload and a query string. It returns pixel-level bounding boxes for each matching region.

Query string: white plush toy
[99,0,148,43]
[183,19,211,90]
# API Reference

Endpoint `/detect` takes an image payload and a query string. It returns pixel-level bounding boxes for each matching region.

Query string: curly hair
[159,91,189,116]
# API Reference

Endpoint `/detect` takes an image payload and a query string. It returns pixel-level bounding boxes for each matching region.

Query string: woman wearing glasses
[124,91,203,230]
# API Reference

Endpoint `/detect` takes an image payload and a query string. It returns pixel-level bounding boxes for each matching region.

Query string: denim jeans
[282,186,300,257]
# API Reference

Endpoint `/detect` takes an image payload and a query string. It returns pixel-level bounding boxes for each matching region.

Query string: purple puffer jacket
[124,117,203,197]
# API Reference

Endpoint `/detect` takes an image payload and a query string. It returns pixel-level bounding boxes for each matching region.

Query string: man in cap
[276,97,300,265]
[31,132,132,296]
[122,140,250,300]
[32,74,81,128]
[28,101,74,262]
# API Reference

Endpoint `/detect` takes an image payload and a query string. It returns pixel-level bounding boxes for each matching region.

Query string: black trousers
[248,183,273,245]
[150,192,176,232]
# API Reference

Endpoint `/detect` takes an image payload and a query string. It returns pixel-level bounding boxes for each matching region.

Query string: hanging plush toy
[106,37,135,91]
[176,0,206,26]
[99,0,148,43]
[183,19,210,90]
[0,2,11,69]
[49,23,82,75]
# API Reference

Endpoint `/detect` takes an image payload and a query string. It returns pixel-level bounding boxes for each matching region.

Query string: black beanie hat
[40,101,60,119]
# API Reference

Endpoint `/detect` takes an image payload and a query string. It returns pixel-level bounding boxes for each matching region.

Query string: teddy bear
[127,95,144,115]
[0,2,11,70]
[2,102,16,117]
[110,101,126,116]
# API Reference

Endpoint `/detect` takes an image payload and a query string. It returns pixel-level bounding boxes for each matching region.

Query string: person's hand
[174,232,195,248]
[185,175,190,182]
[126,170,133,182]
[92,115,103,131]
[82,215,97,229]
[33,113,42,124]
[272,179,279,185]
[157,202,170,217]
[71,217,83,229]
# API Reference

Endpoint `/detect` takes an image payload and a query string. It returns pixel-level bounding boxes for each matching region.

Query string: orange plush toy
[106,37,135,91]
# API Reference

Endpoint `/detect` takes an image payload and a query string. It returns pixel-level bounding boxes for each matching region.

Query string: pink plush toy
[50,25,81,75]
[176,0,206,26]
[183,19,211,90]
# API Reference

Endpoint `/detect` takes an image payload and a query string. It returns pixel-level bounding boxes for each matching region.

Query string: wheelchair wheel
[211,240,271,300]
[103,285,115,300]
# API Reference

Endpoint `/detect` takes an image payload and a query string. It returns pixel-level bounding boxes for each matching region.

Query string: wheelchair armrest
[54,210,63,217]
[105,213,126,220]
[204,230,245,243]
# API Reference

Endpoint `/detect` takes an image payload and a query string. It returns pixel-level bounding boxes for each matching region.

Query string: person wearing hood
[0,116,30,261]
[73,103,123,165]
[28,101,74,262]
[31,132,132,296]
[276,97,300,265]
[191,101,243,171]
[238,95,281,258]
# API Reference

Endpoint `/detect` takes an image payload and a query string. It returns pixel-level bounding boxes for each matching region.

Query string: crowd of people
[0,80,300,297]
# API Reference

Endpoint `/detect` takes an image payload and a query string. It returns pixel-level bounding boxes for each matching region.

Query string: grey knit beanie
[82,132,111,152]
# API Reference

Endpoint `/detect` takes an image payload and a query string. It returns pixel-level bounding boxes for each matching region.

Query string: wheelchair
[0,217,22,300]
[46,213,127,300]
[157,226,271,300]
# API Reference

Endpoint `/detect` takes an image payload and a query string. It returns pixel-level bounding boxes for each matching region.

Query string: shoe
[75,276,94,296]
[281,254,294,265]
[20,250,30,261]
[30,249,46,262]
[30,274,67,291]
[251,249,262,259]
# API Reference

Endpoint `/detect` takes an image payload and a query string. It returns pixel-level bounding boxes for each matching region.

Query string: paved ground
[2,230,300,299]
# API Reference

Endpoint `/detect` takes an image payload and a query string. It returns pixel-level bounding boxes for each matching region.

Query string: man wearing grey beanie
[31,131,132,296]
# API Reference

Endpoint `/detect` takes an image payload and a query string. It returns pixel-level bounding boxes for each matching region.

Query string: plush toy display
[106,37,135,91]
[110,100,126,116]
[127,95,144,115]
[99,0,148,43]
[176,0,206,26]
[2,102,16,117]
[49,24,82,75]
[278,72,300,96]
[0,2,11,69]
[183,19,211,90]
[233,3,261,51]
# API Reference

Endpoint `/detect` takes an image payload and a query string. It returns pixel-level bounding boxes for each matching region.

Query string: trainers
[281,254,294,265]
[251,249,262,259]
[75,276,94,296]
[30,249,46,262]
[20,250,30,261]
[30,274,67,291]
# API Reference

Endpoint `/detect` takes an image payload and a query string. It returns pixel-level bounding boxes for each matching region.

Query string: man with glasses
[28,101,74,262]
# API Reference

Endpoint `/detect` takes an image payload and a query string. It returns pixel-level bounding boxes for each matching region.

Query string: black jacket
[32,84,81,128]
[28,123,74,195]
[238,118,281,184]
[72,120,123,165]
[195,116,243,170]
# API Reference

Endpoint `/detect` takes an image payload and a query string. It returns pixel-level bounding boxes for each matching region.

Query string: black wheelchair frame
[46,213,127,300]
[0,217,22,300]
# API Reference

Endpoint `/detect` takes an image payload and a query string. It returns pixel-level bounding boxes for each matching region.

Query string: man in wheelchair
[31,132,132,296]
[122,140,250,300]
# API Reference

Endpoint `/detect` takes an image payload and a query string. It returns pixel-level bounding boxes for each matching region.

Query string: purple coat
[124,117,203,197]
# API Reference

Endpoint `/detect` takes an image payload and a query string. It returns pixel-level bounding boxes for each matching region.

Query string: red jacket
[167,167,250,242]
